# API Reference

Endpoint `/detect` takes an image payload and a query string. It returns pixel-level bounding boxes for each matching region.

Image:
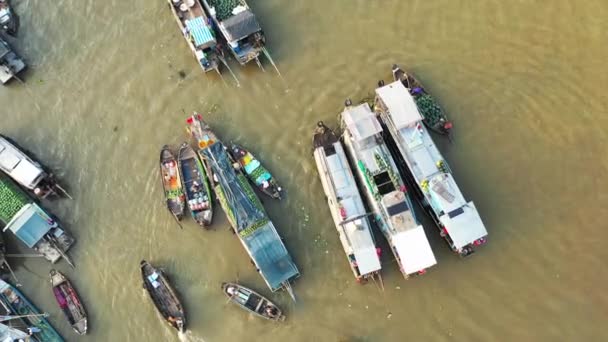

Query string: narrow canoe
[229,144,282,199]
[178,142,213,227]
[140,260,186,333]
[222,282,285,322]
[49,270,87,335]
[160,145,186,221]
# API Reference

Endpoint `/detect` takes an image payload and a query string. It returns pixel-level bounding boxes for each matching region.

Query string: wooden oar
[171,211,183,230]
[54,183,73,200]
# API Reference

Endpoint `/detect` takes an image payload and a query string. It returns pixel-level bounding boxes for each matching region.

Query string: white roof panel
[393,226,437,274]
[375,81,423,129]
[342,103,382,142]
[11,160,42,189]
[439,201,488,249]
[353,246,382,275]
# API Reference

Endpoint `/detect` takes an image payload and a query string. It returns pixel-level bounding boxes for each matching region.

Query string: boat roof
[0,138,44,189]
[0,323,29,340]
[342,103,382,143]
[0,43,8,59]
[242,221,300,291]
[322,142,381,275]
[2,204,52,248]
[221,10,261,42]
[375,81,423,129]
[186,17,215,48]
[393,226,437,274]
[439,200,488,249]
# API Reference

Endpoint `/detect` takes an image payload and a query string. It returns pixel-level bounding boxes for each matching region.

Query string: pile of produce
[414,94,444,127]
[0,178,29,223]
[208,0,241,21]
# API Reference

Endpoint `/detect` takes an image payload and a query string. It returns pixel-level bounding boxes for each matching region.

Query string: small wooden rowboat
[178,142,213,227]
[229,144,282,199]
[222,282,285,322]
[160,145,186,221]
[49,270,87,335]
[141,260,186,333]
[391,64,453,137]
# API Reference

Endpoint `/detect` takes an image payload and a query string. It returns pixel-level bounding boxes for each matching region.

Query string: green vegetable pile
[208,0,241,21]
[414,94,444,128]
[0,178,30,223]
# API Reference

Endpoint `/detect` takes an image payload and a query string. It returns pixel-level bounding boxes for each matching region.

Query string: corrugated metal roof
[439,201,488,249]
[393,226,437,274]
[376,81,423,129]
[342,103,383,143]
[186,17,215,48]
[221,10,260,42]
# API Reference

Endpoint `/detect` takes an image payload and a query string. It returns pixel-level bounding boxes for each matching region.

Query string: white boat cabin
[342,103,436,275]
[0,135,46,190]
[313,126,381,279]
[375,81,488,255]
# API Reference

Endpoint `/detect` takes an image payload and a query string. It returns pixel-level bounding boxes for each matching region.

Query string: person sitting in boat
[190,181,200,193]
[265,305,278,317]
[261,180,269,189]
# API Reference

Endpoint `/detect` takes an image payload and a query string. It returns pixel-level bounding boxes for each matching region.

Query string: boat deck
[313,124,381,277]
[342,104,436,275]
[375,81,488,250]
[141,263,184,320]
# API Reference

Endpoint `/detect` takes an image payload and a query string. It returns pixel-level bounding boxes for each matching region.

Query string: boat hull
[50,270,88,335]
[178,143,213,227]
[140,260,186,333]
[230,144,282,199]
[221,282,284,321]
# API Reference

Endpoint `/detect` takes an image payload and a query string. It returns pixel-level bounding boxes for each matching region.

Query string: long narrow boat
[230,144,282,199]
[140,260,186,334]
[0,38,24,85]
[312,121,382,283]
[49,270,87,335]
[201,0,266,67]
[341,102,437,277]
[167,0,222,73]
[0,0,18,36]
[160,146,186,221]
[187,113,299,300]
[391,64,453,137]
[0,134,70,199]
[221,282,285,321]
[0,323,30,341]
[375,81,488,257]
[0,278,63,342]
[178,142,213,227]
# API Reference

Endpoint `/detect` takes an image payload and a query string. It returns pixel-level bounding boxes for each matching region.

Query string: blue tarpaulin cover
[186,17,215,47]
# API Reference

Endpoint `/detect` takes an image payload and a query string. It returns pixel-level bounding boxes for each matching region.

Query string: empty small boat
[160,145,186,221]
[222,282,284,321]
[391,64,453,137]
[230,144,282,199]
[178,142,213,227]
[140,260,186,334]
[49,270,87,335]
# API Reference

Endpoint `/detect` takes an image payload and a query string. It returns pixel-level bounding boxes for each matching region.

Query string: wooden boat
[178,142,213,227]
[221,282,284,321]
[391,64,453,137]
[167,0,222,73]
[0,0,18,36]
[140,260,186,333]
[160,145,186,221]
[229,144,282,199]
[49,270,87,335]
[0,134,70,199]
[0,38,24,85]
[0,278,63,342]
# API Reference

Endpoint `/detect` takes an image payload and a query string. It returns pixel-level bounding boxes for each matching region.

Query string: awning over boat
[243,221,299,291]
[375,81,423,129]
[0,137,44,189]
[439,201,488,249]
[393,226,437,274]
[186,17,215,48]
[221,10,261,42]
[342,103,383,143]
[3,204,52,248]
[0,323,29,341]
[342,220,381,275]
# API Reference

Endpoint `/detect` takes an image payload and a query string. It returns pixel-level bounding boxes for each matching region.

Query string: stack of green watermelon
[0,177,30,223]
[414,94,444,127]
[208,0,241,21]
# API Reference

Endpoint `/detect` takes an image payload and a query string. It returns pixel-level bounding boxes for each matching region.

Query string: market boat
[0,38,24,85]
[341,102,437,277]
[49,270,87,335]
[178,142,213,227]
[0,174,75,266]
[201,0,267,67]
[221,282,285,321]
[230,144,282,199]
[0,134,71,200]
[391,64,453,137]
[167,0,223,74]
[160,145,186,221]
[187,113,299,300]
[375,80,488,257]
[140,260,186,334]
[0,0,18,36]
[0,278,63,342]
[312,121,382,283]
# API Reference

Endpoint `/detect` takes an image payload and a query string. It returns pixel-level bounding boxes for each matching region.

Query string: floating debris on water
[387,312,392,319]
